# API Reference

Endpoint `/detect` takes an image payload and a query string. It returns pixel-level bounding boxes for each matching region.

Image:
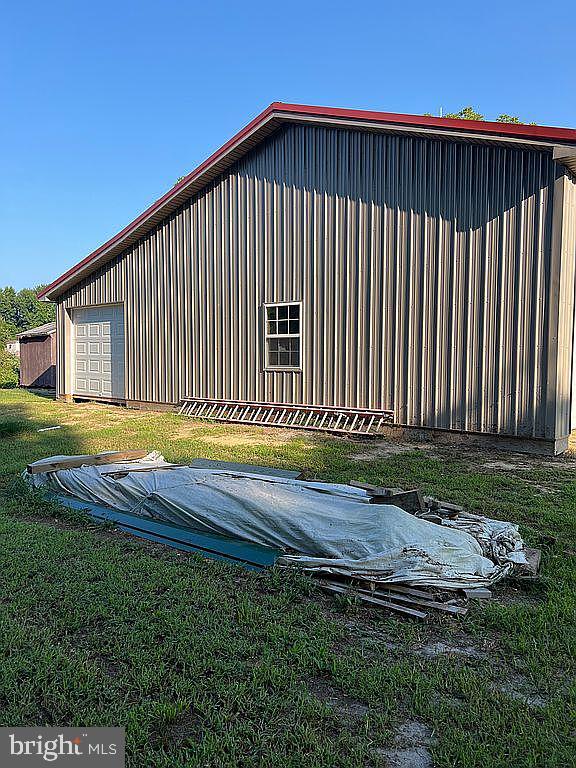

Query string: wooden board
[348,483,425,513]
[356,586,467,615]
[317,581,428,619]
[27,450,149,474]
[519,547,542,577]
[462,588,492,599]
[374,583,441,600]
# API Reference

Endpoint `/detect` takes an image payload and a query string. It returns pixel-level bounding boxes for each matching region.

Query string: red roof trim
[272,102,576,143]
[39,102,576,299]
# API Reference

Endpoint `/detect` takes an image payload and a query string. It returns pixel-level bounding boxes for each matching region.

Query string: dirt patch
[482,460,533,471]
[539,459,576,470]
[375,720,437,768]
[174,423,208,438]
[490,674,548,709]
[418,640,486,660]
[55,406,151,427]
[308,677,369,717]
[196,431,307,448]
[431,692,465,709]
[161,707,203,747]
[351,442,438,462]
[531,484,557,495]
[95,653,122,679]
[461,449,576,473]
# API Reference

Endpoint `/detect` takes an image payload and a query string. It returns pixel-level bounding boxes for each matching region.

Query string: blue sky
[1,0,574,290]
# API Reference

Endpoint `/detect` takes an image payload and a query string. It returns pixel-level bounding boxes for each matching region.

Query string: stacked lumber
[317,579,469,619]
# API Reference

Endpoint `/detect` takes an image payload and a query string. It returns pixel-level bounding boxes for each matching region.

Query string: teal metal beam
[53,494,279,570]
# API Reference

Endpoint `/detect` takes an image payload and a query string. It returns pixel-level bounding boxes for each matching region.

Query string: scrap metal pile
[25,450,540,619]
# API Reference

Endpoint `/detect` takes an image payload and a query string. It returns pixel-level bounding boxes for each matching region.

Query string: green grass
[0,389,575,767]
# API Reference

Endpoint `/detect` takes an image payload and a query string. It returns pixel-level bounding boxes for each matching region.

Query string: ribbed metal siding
[57,124,564,438]
[560,173,576,433]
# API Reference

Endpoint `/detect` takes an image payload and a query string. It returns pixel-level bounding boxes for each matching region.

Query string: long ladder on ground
[178,397,394,436]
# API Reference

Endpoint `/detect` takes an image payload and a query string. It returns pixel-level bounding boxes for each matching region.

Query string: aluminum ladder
[178,397,394,436]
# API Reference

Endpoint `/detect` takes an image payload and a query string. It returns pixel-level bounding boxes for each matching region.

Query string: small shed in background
[18,322,56,388]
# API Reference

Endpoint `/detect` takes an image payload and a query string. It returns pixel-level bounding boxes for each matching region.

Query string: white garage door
[73,305,125,399]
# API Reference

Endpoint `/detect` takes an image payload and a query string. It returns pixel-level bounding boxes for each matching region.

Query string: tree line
[0,286,55,342]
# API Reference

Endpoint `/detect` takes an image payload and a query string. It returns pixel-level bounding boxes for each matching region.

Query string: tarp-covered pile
[26,451,528,589]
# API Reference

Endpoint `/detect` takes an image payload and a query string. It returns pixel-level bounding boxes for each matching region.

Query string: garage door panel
[73,306,125,399]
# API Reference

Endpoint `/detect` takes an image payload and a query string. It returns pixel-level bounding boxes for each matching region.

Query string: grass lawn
[0,389,575,767]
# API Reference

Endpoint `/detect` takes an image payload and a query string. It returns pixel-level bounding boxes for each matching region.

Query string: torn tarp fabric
[26,452,526,588]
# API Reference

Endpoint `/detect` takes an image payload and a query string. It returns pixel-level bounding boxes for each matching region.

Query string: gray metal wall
[56,123,574,439]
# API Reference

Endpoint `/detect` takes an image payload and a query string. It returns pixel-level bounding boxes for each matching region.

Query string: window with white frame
[264,302,301,369]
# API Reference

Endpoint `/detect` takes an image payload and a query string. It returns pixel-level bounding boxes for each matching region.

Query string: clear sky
[1,0,574,290]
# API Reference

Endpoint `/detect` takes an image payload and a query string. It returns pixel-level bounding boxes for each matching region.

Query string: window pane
[265,303,301,367]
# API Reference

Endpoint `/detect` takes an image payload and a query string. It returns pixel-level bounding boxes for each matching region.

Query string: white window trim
[263,300,303,372]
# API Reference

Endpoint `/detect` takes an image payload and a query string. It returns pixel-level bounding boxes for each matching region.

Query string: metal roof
[17,321,56,338]
[39,102,576,301]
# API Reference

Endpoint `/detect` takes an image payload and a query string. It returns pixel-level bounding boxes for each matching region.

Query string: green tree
[0,319,19,388]
[436,106,531,124]
[0,285,55,333]
[444,106,485,121]
[0,319,19,344]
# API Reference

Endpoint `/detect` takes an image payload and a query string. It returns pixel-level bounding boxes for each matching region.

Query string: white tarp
[26,452,527,588]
